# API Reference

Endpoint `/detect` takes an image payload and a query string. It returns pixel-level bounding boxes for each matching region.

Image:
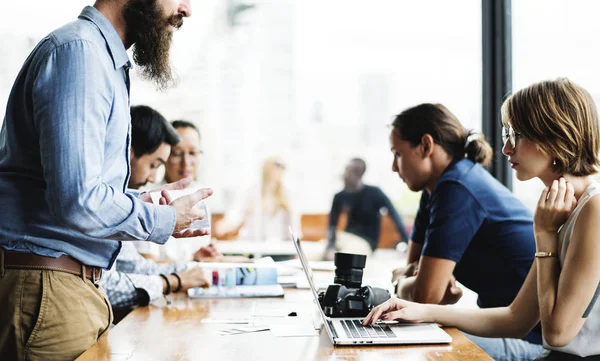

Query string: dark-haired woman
[388,103,543,360]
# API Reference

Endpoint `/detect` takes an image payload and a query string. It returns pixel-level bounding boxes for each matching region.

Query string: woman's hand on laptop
[362,298,431,326]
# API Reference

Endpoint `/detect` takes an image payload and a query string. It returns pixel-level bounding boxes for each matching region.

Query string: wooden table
[77,289,492,361]
[77,250,491,360]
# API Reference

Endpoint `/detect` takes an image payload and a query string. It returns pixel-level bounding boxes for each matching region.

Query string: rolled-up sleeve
[101,268,164,309]
[32,39,175,244]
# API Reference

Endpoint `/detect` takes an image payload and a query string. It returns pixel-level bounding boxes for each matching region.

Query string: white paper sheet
[269,323,319,337]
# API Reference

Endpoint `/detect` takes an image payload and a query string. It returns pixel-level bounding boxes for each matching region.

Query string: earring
[552,159,557,166]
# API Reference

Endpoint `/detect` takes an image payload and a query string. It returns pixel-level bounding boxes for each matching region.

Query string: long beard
[122,0,184,90]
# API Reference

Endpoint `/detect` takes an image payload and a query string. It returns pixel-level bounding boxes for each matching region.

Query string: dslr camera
[318,252,390,317]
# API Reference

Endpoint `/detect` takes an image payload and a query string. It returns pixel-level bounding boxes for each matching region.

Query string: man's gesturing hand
[167,188,213,238]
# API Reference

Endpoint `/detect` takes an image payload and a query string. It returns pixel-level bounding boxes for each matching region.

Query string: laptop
[289,228,452,346]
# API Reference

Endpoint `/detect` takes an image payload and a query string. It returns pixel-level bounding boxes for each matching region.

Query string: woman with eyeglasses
[134,120,225,262]
[165,120,203,183]
[384,103,543,360]
[215,156,300,242]
[366,78,600,361]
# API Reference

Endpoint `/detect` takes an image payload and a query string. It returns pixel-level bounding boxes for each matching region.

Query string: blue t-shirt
[411,158,541,344]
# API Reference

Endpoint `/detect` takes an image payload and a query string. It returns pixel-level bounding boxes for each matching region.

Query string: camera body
[318,253,390,317]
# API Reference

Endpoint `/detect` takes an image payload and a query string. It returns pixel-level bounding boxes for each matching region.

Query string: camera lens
[333,253,366,288]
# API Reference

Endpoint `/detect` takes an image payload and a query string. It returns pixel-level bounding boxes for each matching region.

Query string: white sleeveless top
[544,182,600,357]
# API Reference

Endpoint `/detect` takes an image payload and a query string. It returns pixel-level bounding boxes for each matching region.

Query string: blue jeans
[465,333,545,361]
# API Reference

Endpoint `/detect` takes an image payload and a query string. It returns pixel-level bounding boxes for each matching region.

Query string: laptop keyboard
[341,320,397,339]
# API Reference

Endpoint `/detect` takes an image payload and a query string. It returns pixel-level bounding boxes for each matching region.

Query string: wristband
[159,274,171,295]
[171,273,182,293]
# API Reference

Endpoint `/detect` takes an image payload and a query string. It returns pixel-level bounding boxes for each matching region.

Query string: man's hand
[192,244,251,263]
[193,244,222,261]
[167,188,214,238]
[439,275,463,305]
[391,261,418,283]
[177,267,210,291]
[139,177,193,204]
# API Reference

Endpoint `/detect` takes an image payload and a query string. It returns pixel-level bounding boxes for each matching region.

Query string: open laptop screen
[289,228,321,303]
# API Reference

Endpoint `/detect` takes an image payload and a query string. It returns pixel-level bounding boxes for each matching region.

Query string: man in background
[325,158,409,260]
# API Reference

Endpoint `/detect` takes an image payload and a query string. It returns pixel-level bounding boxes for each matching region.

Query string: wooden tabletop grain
[77,291,491,361]
[77,250,492,361]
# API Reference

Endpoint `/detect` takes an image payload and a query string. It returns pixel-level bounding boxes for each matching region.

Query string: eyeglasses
[501,126,522,148]
[169,149,203,161]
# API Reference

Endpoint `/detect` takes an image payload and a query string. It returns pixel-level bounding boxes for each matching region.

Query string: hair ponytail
[464,132,493,166]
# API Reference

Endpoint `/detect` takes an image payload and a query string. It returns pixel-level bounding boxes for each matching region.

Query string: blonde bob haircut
[501,78,600,176]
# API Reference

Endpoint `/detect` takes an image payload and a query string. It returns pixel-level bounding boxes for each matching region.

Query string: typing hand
[169,188,214,238]
[362,297,430,326]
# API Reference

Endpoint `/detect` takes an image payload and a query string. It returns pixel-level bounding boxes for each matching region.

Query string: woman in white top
[164,120,203,184]
[215,156,300,241]
[364,78,600,360]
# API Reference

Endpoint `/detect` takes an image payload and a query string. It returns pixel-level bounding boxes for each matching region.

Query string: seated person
[164,120,203,184]
[102,105,212,310]
[325,158,409,260]
[366,79,600,361]
[387,103,542,360]
[133,119,226,262]
[215,156,300,241]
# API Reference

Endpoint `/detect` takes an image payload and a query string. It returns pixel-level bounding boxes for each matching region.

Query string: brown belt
[0,249,102,284]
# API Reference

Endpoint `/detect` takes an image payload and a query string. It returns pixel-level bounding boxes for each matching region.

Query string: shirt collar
[78,6,131,70]
[428,158,472,197]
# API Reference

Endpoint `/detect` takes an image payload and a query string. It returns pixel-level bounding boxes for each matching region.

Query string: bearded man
[0,1,210,360]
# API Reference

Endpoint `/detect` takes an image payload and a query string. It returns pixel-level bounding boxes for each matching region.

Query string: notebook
[188,284,284,298]
[187,264,284,298]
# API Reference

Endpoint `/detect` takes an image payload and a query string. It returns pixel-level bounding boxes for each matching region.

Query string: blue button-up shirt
[0,6,175,269]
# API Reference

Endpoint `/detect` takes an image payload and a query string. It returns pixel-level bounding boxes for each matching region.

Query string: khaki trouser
[0,268,113,361]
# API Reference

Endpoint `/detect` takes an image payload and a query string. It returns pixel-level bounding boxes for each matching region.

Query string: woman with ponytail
[388,103,543,360]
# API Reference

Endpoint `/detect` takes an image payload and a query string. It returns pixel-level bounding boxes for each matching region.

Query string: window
[1,1,483,219]
[512,0,600,209]
[293,0,482,216]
